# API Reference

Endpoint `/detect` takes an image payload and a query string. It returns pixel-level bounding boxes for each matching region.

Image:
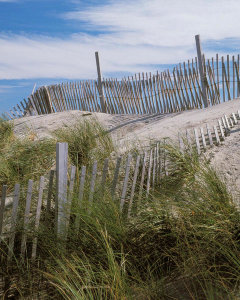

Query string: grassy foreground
[0,118,240,299]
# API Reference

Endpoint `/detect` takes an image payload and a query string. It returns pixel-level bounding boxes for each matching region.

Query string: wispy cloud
[0,83,25,93]
[0,0,240,80]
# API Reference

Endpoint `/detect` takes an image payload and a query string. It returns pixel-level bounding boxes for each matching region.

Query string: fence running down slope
[5,54,240,119]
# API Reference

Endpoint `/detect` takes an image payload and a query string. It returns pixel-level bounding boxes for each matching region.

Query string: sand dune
[13,98,240,195]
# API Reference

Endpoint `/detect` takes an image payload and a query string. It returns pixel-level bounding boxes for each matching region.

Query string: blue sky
[0,0,240,114]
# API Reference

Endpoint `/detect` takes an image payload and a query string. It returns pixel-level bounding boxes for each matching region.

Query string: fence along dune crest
[4,35,240,119]
[6,53,240,118]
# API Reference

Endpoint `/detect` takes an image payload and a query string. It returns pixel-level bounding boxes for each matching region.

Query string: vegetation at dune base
[1,131,240,299]
[0,117,114,191]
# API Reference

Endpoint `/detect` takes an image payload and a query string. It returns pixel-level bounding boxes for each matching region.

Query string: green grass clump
[54,119,114,169]
[0,118,114,191]
[0,118,14,147]
[0,120,56,190]
[45,230,128,300]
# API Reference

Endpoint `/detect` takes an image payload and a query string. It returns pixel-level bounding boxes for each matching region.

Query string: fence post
[195,34,208,108]
[95,51,107,113]
[56,142,68,238]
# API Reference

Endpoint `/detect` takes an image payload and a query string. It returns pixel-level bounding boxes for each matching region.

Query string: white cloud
[65,0,240,46]
[0,0,240,80]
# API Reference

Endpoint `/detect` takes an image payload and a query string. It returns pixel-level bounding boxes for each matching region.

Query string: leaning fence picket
[31,176,45,260]
[152,147,157,189]
[218,120,225,140]
[88,161,98,212]
[146,150,153,196]
[138,152,148,202]
[120,154,132,212]
[206,124,213,147]
[200,127,207,150]
[221,116,227,131]
[21,179,34,257]
[214,125,220,145]
[232,113,238,125]
[127,155,140,218]
[224,115,231,130]
[238,110,240,119]
[194,128,201,155]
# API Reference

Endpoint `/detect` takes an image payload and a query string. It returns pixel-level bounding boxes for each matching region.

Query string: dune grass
[54,118,114,169]
[0,118,114,192]
[0,119,56,191]
[1,141,240,299]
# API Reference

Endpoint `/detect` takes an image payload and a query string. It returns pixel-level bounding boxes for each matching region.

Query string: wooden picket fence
[4,53,240,120]
[0,107,240,261]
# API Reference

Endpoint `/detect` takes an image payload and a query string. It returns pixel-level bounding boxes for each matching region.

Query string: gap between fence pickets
[146,149,153,196]
[75,165,86,232]
[152,146,157,190]
[46,170,55,213]
[65,166,76,234]
[138,151,147,203]
[120,154,132,212]
[127,155,140,218]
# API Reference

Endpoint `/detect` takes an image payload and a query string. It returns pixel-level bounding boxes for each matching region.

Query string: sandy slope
[13,98,240,195]
[208,125,240,200]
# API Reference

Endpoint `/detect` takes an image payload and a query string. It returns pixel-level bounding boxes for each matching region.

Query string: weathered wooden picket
[0,108,240,261]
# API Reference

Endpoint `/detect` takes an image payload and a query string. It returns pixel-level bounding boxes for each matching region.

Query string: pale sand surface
[13,98,240,195]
